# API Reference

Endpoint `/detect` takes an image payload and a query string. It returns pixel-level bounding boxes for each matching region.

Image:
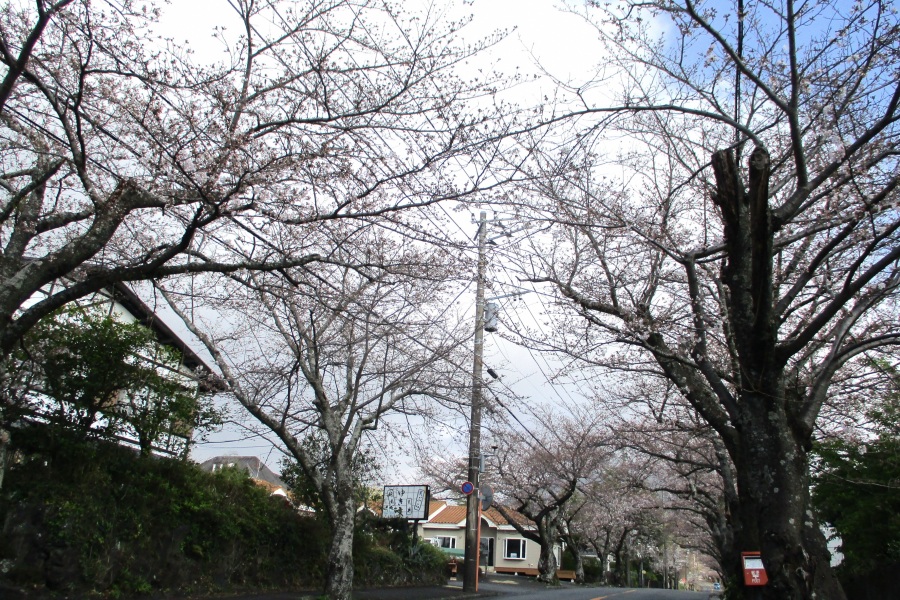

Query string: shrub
[404,542,450,585]
[0,424,326,596]
[583,557,604,582]
[1,424,444,597]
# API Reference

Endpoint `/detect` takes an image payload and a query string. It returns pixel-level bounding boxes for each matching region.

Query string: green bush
[355,546,406,586]
[352,541,446,588]
[1,425,449,597]
[582,557,604,582]
[0,425,327,596]
[405,542,450,585]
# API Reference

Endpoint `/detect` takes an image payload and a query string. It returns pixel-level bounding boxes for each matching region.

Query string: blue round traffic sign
[460,481,475,495]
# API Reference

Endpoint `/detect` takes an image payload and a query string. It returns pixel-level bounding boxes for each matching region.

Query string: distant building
[199,455,288,498]
[417,500,562,576]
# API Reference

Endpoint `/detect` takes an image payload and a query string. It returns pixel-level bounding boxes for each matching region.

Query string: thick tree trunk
[536,539,559,584]
[572,545,585,584]
[535,514,559,584]
[598,532,611,584]
[324,501,356,600]
[733,392,845,600]
[710,147,847,600]
[560,526,585,584]
[612,529,628,586]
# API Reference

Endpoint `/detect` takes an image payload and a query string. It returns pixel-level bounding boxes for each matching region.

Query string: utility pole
[463,211,487,592]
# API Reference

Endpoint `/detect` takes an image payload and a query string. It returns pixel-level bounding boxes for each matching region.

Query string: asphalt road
[205,577,717,600]
[469,579,713,600]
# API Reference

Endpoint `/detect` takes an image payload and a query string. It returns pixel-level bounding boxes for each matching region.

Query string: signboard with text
[381,485,429,520]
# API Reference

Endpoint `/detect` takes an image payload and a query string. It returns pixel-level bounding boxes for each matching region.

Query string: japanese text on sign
[382,485,429,520]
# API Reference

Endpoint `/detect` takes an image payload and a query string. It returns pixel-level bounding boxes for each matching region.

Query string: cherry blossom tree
[0,0,510,363]
[163,234,472,600]
[608,376,738,578]
[490,407,610,584]
[0,0,518,539]
[558,451,662,586]
[504,1,900,596]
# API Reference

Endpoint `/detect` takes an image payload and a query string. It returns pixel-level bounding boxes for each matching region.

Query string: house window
[504,538,526,560]
[436,536,456,549]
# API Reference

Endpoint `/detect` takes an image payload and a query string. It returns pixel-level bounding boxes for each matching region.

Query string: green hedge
[0,425,447,597]
[1,425,326,596]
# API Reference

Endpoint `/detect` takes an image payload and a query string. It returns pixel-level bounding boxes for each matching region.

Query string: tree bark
[732,390,844,599]
[324,499,356,600]
[0,428,9,490]
[612,529,628,586]
[598,531,611,584]
[711,148,847,600]
[572,544,585,584]
[559,518,586,584]
[536,530,559,585]
[494,504,563,584]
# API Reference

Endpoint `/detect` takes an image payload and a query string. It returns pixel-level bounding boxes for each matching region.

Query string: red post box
[742,552,768,586]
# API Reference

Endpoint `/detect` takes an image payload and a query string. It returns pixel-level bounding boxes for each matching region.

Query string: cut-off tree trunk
[711,148,847,600]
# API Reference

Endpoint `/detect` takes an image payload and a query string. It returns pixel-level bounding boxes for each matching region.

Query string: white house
[21,280,220,457]
[418,500,563,576]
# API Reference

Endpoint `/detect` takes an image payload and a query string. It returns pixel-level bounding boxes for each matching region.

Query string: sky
[156,0,603,77]
[150,0,609,477]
